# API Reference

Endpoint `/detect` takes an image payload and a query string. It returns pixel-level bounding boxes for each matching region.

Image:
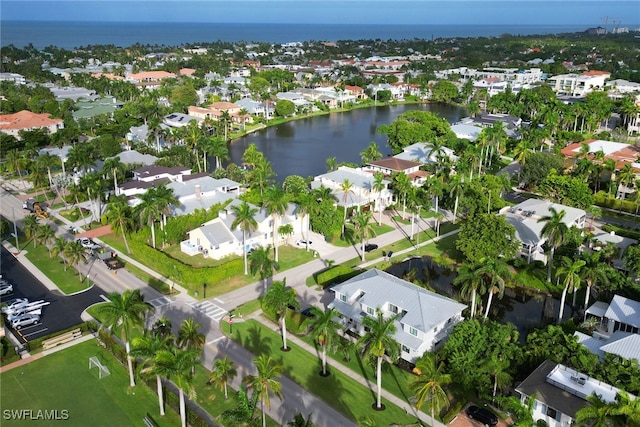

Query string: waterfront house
[393,142,458,166]
[365,157,428,187]
[328,268,467,363]
[0,110,64,139]
[547,70,611,97]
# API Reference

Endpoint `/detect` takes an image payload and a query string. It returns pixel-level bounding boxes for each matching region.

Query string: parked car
[1,298,29,313]
[296,239,312,247]
[77,238,101,250]
[300,307,316,318]
[0,283,13,296]
[364,243,379,252]
[10,313,40,329]
[467,405,498,426]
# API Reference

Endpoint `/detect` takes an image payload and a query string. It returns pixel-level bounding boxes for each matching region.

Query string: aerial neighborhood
[1,29,640,427]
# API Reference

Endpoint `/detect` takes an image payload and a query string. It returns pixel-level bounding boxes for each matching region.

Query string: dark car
[364,243,379,252]
[300,307,316,318]
[467,405,498,425]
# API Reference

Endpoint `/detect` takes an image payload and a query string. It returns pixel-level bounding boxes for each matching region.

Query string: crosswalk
[189,300,227,322]
[148,296,172,308]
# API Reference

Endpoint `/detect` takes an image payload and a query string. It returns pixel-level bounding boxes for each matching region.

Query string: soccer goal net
[89,356,111,379]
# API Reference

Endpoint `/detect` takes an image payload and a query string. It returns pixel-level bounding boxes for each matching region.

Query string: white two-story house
[328,269,467,363]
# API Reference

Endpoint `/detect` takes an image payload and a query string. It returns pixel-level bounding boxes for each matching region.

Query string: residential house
[167,175,241,216]
[367,83,404,100]
[163,112,202,129]
[0,72,26,85]
[450,123,482,141]
[126,70,176,90]
[457,113,522,137]
[516,360,633,427]
[499,199,586,263]
[181,198,303,258]
[72,96,123,121]
[547,70,611,97]
[311,166,394,213]
[0,110,64,139]
[584,294,640,337]
[575,330,640,363]
[328,268,467,363]
[365,157,428,187]
[116,165,192,198]
[344,85,366,100]
[393,142,458,166]
[235,98,271,118]
[113,149,158,167]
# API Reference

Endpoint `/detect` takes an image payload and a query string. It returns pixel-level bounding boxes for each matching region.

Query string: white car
[296,239,313,247]
[6,308,41,322]
[77,238,101,250]
[0,283,13,296]
[11,313,40,329]
[1,298,29,313]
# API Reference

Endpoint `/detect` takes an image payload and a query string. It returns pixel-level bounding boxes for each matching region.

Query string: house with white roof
[181,198,303,259]
[393,142,458,165]
[499,199,586,263]
[584,294,640,337]
[116,165,192,198]
[167,175,241,216]
[328,268,467,363]
[450,123,482,141]
[516,360,634,427]
[113,149,158,166]
[575,330,640,363]
[311,166,394,213]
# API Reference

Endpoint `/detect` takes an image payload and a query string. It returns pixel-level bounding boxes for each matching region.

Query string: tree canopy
[377,110,456,154]
[456,213,520,263]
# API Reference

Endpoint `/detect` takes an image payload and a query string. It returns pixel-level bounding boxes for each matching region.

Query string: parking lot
[0,246,105,344]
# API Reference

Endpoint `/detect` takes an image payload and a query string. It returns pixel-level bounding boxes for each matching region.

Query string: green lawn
[223,319,418,425]
[0,340,181,427]
[21,238,91,295]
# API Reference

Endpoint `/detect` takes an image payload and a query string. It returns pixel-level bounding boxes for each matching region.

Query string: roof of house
[0,110,63,131]
[516,360,623,418]
[393,142,457,164]
[367,157,421,172]
[209,101,240,110]
[127,71,176,81]
[331,269,466,344]
[115,150,158,166]
[134,165,191,179]
[561,139,640,164]
[605,295,640,329]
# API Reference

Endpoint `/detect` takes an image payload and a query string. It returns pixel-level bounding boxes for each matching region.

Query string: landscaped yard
[0,339,181,427]
[222,318,419,426]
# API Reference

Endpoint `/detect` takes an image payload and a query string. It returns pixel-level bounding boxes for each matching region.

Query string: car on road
[364,243,379,252]
[296,239,312,247]
[1,298,29,313]
[0,283,13,296]
[10,313,40,329]
[77,238,101,250]
[467,405,498,426]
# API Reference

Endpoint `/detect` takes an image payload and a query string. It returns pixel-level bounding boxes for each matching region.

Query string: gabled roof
[134,165,191,179]
[367,157,421,172]
[114,150,158,166]
[0,110,63,131]
[605,295,640,329]
[599,332,640,361]
[331,269,466,334]
[394,142,457,164]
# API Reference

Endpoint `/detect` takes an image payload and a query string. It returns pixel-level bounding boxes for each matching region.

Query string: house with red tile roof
[126,71,177,90]
[188,102,252,126]
[561,139,640,171]
[366,157,428,186]
[0,110,64,139]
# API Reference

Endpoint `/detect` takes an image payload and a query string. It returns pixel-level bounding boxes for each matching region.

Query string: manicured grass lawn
[21,238,91,295]
[0,339,181,427]
[223,319,418,425]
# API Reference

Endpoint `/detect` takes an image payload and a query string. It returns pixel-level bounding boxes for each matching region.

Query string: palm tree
[447,174,464,220]
[579,251,609,314]
[484,355,511,401]
[287,413,315,427]
[262,279,299,351]
[372,172,387,226]
[453,261,485,318]
[36,151,60,190]
[612,390,640,426]
[326,156,338,172]
[360,141,383,165]
[147,346,200,427]
[136,190,163,249]
[538,207,569,282]
[203,135,228,171]
[263,186,288,262]
[35,223,55,255]
[352,210,376,262]
[556,256,586,322]
[97,289,153,387]
[393,172,412,220]
[411,353,451,427]
[152,316,174,340]
[243,354,284,427]
[339,179,355,236]
[64,239,87,282]
[231,201,258,275]
[51,237,70,268]
[22,214,40,241]
[295,192,315,250]
[249,245,279,292]
[208,356,237,400]
[308,307,340,376]
[106,195,133,254]
[575,393,618,427]
[131,332,174,416]
[357,309,400,410]
[177,318,205,357]
[477,257,511,319]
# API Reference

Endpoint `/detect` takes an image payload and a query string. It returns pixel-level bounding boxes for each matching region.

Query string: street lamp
[416,205,422,247]
[228,312,235,334]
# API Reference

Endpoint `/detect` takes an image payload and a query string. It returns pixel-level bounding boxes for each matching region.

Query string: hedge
[315,265,362,288]
[594,191,639,215]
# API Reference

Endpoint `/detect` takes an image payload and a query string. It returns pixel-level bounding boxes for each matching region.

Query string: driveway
[448,403,512,427]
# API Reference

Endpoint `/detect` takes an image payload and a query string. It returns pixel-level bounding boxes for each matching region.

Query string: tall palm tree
[106,195,134,254]
[64,239,87,282]
[263,186,288,262]
[372,172,387,226]
[394,172,412,220]
[36,152,60,190]
[231,201,258,275]
[295,192,315,250]
[152,316,174,340]
[136,190,163,249]
[538,207,569,282]
[243,355,284,427]
[203,135,228,171]
[131,332,174,416]
[152,184,179,246]
[147,346,200,427]
[484,355,512,401]
[556,256,586,322]
[249,245,279,292]
[358,309,400,410]
[575,393,618,427]
[477,257,512,319]
[340,179,355,236]
[612,390,640,426]
[447,174,464,220]
[51,236,70,268]
[262,279,299,351]
[208,356,237,400]
[97,289,153,387]
[360,141,383,165]
[352,210,376,262]
[35,223,55,254]
[177,318,205,354]
[453,261,485,318]
[411,353,451,427]
[22,214,40,241]
[308,307,340,376]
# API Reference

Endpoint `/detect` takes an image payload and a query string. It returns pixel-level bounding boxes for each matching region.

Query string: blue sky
[2,1,638,25]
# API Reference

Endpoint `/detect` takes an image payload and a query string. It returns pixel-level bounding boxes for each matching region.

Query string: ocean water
[0,21,607,50]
